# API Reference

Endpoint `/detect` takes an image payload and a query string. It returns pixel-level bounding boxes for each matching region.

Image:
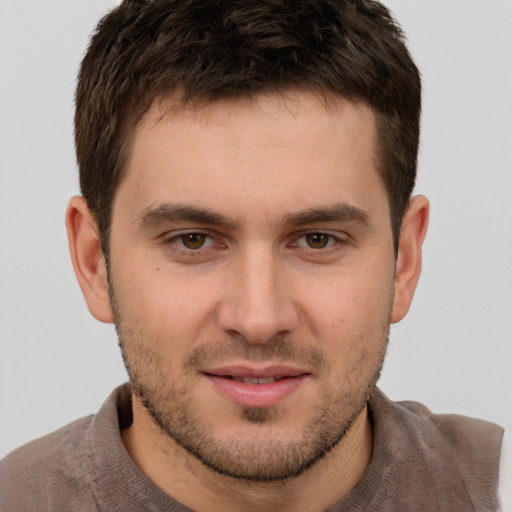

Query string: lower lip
[205,374,308,408]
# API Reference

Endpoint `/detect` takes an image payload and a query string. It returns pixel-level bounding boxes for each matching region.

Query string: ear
[390,195,429,324]
[65,196,114,323]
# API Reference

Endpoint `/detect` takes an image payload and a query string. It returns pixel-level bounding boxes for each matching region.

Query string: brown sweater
[0,384,504,511]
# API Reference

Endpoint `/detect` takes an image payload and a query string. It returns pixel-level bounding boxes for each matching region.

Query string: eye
[175,232,216,250]
[296,232,338,249]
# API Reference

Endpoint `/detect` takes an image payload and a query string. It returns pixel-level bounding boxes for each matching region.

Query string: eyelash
[292,230,346,251]
[162,231,222,254]
[161,230,348,256]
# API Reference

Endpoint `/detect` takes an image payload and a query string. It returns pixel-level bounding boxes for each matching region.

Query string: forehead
[145,90,376,145]
[115,91,385,224]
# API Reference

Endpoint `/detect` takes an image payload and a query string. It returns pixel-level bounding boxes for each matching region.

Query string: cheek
[296,268,393,374]
[112,261,222,350]
[301,266,393,328]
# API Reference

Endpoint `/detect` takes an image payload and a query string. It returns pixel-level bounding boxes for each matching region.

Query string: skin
[66,91,429,512]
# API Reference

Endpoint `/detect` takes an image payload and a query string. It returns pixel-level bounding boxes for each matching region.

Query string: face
[108,91,396,481]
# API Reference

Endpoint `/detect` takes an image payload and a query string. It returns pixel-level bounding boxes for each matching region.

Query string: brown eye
[305,233,330,249]
[180,233,207,249]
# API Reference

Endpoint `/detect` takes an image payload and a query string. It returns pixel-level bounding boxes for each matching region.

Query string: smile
[227,376,287,384]
[203,366,310,408]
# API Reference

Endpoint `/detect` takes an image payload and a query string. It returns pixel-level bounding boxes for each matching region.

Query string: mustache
[183,335,328,373]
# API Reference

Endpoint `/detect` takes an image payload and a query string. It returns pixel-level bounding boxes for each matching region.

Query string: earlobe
[65,196,114,323]
[390,195,429,324]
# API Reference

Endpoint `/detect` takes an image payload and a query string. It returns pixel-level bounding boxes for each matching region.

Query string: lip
[203,365,310,408]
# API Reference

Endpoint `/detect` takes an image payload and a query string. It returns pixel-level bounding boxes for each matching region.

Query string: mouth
[202,365,310,408]
[225,376,288,384]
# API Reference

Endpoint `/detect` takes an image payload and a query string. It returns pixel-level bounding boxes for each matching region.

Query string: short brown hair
[75,0,421,255]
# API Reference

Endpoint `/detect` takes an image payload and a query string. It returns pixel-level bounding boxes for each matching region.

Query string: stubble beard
[111,290,389,483]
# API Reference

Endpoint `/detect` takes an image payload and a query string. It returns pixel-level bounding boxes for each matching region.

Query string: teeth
[231,376,281,384]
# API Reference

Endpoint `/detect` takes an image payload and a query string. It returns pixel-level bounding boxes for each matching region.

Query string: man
[0,0,509,510]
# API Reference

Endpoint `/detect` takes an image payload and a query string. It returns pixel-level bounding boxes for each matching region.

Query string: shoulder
[499,430,512,512]
[367,390,504,510]
[394,397,504,458]
[0,415,98,511]
[391,396,504,483]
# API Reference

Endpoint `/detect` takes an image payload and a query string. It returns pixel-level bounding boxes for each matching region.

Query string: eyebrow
[136,201,370,229]
[136,203,236,228]
[283,203,370,227]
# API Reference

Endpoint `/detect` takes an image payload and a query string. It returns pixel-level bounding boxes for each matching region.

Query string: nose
[217,247,298,344]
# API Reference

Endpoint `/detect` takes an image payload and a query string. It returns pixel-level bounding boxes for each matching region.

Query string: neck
[122,396,372,512]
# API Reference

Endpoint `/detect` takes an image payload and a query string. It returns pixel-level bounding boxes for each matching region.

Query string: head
[75,0,421,258]
[67,0,428,486]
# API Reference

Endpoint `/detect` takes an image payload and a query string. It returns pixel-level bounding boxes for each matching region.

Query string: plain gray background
[1,0,511,458]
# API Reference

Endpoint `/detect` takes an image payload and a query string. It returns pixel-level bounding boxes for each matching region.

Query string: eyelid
[290,229,351,253]
[159,228,350,254]
[296,228,349,240]
[162,229,220,251]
